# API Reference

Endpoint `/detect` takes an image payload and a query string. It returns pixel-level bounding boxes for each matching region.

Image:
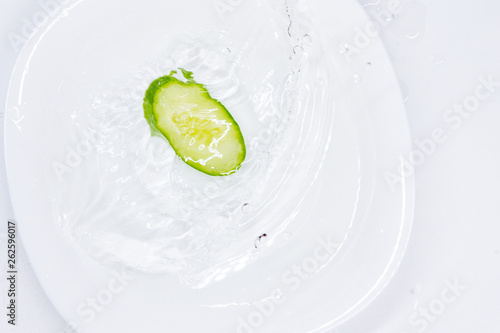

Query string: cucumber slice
[143,69,246,176]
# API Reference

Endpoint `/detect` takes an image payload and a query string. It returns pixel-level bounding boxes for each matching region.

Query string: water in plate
[51,0,335,288]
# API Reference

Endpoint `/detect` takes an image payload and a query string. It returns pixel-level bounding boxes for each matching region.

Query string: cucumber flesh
[143,69,246,176]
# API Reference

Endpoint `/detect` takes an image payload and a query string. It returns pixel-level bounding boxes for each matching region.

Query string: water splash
[52,0,332,288]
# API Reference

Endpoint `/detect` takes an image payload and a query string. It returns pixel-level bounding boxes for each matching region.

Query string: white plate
[5,0,413,332]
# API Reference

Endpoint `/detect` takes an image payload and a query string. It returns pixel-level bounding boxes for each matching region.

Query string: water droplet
[405,32,421,40]
[91,100,101,109]
[399,80,410,103]
[203,182,221,198]
[379,228,384,233]
[287,23,295,38]
[293,45,304,56]
[353,74,362,84]
[302,34,313,45]
[429,55,445,66]
[254,233,267,248]
[339,43,349,55]
[410,284,422,294]
[214,274,226,282]
[241,203,253,214]
[234,263,246,271]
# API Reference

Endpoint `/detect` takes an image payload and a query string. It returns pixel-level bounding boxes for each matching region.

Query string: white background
[0,0,499,332]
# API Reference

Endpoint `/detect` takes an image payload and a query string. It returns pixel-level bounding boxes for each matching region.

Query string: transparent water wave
[52,0,335,288]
